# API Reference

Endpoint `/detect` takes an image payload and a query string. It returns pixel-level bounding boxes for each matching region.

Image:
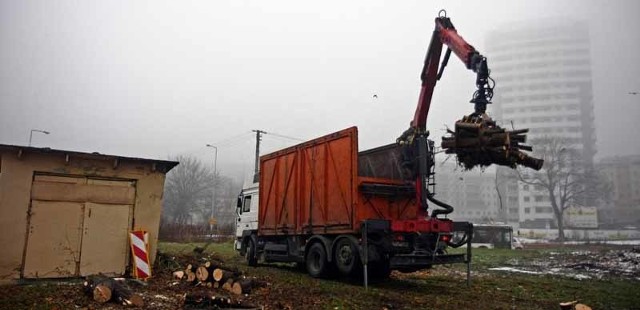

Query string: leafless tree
[162,155,215,225]
[517,136,608,241]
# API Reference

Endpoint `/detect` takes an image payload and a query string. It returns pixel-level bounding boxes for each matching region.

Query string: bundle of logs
[83,275,145,307]
[441,114,544,171]
[173,261,267,296]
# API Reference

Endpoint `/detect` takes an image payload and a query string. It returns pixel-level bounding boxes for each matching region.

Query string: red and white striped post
[129,230,152,280]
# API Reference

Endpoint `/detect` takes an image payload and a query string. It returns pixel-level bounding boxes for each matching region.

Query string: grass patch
[156,242,639,309]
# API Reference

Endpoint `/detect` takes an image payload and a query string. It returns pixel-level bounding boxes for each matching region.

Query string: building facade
[486,20,597,228]
[435,162,501,224]
[597,155,640,226]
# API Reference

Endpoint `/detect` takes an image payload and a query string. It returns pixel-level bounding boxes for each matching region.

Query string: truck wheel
[334,238,360,276]
[306,243,328,278]
[245,237,258,266]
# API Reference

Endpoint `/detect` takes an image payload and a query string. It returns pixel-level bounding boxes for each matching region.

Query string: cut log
[213,281,220,289]
[231,279,255,295]
[93,284,112,303]
[575,304,592,310]
[212,268,238,282]
[206,282,212,288]
[185,264,197,275]
[83,275,144,307]
[221,279,233,292]
[196,265,217,282]
[173,270,185,280]
[186,271,197,283]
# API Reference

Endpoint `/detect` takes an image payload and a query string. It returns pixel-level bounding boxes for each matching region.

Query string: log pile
[83,275,144,307]
[176,261,267,296]
[441,114,544,171]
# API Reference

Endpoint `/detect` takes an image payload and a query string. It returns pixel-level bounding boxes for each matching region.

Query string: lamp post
[205,144,218,234]
[28,129,50,146]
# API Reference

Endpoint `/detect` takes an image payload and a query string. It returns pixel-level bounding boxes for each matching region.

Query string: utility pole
[252,130,266,183]
[205,144,218,234]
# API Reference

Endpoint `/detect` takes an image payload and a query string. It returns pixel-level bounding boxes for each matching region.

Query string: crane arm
[412,16,492,130]
[399,12,543,217]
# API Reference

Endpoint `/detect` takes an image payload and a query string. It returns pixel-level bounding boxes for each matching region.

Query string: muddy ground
[1,243,639,310]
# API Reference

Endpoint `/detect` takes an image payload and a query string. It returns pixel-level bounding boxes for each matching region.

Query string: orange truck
[234,11,541,282]
[234,127,473,280]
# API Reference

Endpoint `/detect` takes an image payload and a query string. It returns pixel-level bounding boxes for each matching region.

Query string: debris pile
[441,114,543,170]
[489,247,640,280]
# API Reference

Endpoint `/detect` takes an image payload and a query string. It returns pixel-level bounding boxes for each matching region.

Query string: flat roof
[0,144,179,173]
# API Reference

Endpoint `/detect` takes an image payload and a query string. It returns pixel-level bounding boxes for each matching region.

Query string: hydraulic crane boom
[399,11,543,216]
[413,13,492,130]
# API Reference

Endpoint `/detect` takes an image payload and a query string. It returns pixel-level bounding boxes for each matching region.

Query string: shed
[0,144,178,280]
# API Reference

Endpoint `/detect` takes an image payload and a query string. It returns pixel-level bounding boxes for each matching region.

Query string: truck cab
[234,182,259,253]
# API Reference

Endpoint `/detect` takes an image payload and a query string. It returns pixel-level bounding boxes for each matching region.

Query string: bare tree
[517,136,607,241]
[163,155,215,225]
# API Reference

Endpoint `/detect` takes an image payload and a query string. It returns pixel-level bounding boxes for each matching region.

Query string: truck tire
[306,243,329,278]
[334,238,361,276]
[245,236,258,266]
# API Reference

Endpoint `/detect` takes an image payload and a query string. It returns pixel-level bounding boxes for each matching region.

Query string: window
[524,196,530,202]
[525,207,531,214]
[243,196,252,212]
[535,196,544,202]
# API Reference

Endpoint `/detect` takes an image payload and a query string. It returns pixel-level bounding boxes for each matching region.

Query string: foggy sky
[1,0,639,180]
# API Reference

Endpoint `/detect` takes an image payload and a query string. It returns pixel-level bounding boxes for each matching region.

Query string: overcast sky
[1,0,639,180]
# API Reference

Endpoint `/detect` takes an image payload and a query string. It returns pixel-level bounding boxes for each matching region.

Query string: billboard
[564,206,598,229]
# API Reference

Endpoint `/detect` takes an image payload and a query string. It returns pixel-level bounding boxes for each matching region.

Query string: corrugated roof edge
[0,144,179,173]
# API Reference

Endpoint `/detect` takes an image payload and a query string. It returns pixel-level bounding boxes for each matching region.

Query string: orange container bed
[258,127,420,237]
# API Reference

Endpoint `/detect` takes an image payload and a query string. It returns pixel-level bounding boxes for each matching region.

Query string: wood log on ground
[185,264,197,275]
[231,279,254,295]
[213,281,220,289]
[221,279,234,292]
[172,270,185,280]
[90,283,112,303]
[196,265,217,282]
[83,275,144,307]
[185,271,197,283]
[212,268,238,283]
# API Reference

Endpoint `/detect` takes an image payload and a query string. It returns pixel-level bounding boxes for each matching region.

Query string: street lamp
[29,129,50,146]
[205,144,218,234]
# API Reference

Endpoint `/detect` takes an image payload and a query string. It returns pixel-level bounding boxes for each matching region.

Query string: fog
[1,0,639,180]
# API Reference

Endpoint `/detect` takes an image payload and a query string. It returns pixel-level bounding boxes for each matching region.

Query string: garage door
[23,175,135,278]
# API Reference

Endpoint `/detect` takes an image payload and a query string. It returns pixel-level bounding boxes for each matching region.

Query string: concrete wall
[0,149,169,280]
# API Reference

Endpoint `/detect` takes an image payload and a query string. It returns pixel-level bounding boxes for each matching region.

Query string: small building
[0,144,178,280]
